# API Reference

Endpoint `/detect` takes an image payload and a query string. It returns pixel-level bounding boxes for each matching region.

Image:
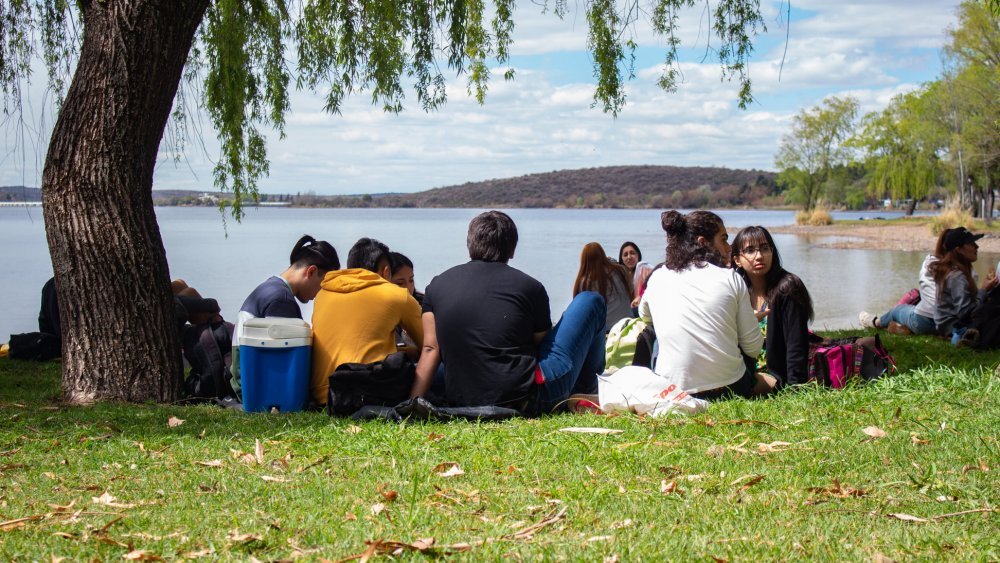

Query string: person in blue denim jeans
[411,211,606,413]
[859,255,939,335]
[860,229,955,336]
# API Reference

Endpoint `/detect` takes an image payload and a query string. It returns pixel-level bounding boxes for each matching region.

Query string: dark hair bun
[661,210,687,236]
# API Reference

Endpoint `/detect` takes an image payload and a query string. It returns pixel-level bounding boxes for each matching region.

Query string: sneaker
[567,394,603,414]
[858,311,878,329]
[957,328,980,348]
[887,322,913,336]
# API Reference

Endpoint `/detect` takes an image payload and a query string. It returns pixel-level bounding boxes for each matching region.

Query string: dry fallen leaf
[888,513,929,523]
[255,439,265,464]
[706,445,727,457]
[863,426,887,439]
[232,450,257,465]
[48,500,77,512]
[194,460,223,467]
[344,512,357,521]
[345,425,363,435]
[181,548,214,559]
[559,427,623,435]
[433,462,466,478]
[167,416,185,428]
[371,502,386,516]
[611,519,633,529]
[93,491,137,508]
[807,479,867,498]
[123,550,164,561]
[381,490,399,502]
[910,434,930,446]
[731,474,765,493]
[427,432,444,442]
[584,535,613,545]
[757,441,795,453]
[660,480,683,495]
[260,475,288,483]
[226,530,261,543]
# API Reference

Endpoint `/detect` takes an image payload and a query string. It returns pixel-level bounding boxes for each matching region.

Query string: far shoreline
[769,219,1000,254]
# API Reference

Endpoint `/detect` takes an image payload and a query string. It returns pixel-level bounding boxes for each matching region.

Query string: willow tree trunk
[41,0,210,403]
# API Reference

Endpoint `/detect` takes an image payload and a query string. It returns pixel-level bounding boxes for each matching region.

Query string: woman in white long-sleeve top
[639,210,768,400]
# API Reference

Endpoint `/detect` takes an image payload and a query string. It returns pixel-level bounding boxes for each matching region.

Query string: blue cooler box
[239,318,312,413]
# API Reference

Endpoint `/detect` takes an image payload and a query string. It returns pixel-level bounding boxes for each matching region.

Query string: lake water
[2,206,997,340]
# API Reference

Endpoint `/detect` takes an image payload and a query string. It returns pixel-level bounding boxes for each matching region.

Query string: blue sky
[1,0,962,195]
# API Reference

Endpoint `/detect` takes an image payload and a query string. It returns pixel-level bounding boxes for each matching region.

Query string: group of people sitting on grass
[228,210,999,413]
[17,208,995,413]
[859,226,999,347]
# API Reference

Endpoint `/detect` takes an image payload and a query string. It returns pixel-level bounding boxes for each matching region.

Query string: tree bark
[41,0,210,403]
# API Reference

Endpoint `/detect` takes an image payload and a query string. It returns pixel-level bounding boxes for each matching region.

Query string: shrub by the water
[807,204,833,226]
[795,203,833,226]
[931,198,974,235]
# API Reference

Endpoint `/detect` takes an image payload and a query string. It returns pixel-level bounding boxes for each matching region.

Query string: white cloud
[1,1,962,195]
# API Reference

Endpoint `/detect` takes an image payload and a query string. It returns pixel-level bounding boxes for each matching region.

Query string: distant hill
[317,165,781,209]
[0,186,41,201]
[3,165,783,209]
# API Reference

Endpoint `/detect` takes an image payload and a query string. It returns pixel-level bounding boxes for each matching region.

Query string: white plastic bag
[598,365,709,417]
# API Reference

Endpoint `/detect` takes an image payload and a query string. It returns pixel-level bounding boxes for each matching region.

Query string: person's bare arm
[410,312,440,398]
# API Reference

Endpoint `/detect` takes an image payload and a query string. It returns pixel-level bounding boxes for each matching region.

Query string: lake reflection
[1,207,996,338]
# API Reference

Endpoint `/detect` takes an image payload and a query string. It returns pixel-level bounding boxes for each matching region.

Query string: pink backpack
[808,334,895,388]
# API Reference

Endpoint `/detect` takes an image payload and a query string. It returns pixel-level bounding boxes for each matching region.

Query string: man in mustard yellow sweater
[310,238,423,405]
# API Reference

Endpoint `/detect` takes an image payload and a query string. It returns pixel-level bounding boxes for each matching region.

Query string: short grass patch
[835,215,1000,234]
[1,333,998,560]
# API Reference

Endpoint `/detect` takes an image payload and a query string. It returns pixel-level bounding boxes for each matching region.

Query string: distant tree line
[775,1,998,220]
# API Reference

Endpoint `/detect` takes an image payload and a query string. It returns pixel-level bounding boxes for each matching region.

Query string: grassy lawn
[1,333,998,561]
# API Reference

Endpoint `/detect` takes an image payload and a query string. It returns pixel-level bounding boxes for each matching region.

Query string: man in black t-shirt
[412,211,606,412]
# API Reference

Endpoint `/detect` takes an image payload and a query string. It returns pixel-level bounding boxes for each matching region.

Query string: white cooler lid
[240,317,312,347]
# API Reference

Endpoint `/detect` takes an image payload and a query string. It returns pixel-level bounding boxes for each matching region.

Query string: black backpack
[971,285,1000,349]
[182,321,236,399]
[8,332,61,361]
[327,352,415,416]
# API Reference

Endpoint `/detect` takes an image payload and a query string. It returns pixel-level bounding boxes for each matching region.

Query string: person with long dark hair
[929,227,997,346]
[231,235,340,391]
[574,242,633,331]
[731,226,814,387]
[639,210,767,399]
[618,242,642,278]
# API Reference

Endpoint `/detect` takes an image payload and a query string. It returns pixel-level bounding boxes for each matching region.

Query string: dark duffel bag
[327,351,415,416]
[9,332,61,361]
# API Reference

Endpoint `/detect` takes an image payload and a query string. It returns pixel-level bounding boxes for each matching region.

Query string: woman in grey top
[929,227,997,346]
